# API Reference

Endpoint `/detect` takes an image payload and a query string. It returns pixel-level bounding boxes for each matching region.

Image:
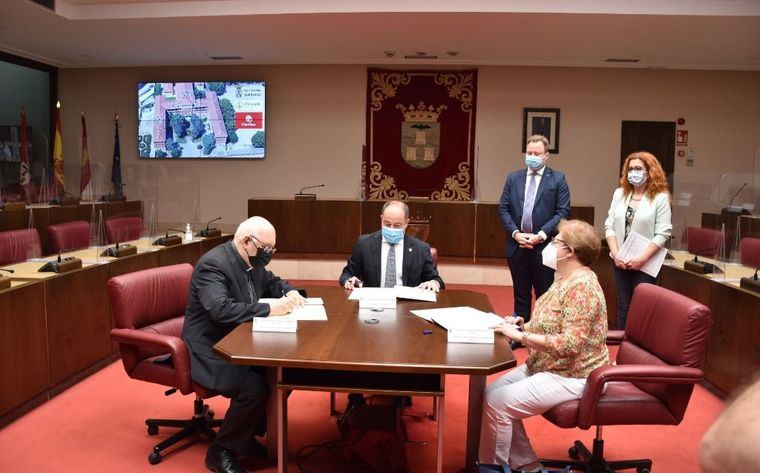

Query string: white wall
[58,65,760,231]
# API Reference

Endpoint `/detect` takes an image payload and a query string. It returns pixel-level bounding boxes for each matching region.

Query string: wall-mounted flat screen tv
[138,81,265,159]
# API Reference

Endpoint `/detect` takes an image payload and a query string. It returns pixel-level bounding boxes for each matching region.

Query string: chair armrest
[576,364,703,429]
[110,328,191,390]
[606,330,625,345]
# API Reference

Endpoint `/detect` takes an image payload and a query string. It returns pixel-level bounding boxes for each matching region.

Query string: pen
[423,329,433,335]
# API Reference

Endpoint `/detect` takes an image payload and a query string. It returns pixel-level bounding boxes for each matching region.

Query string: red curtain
[364,69,477,201]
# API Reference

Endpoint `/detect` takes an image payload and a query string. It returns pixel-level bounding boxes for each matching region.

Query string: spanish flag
[80,113,91,194]
[53,100,65,195]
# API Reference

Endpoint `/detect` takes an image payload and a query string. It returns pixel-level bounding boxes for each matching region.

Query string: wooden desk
[660,252,760,395]
[0,233,232,425]
[214,286,516,472]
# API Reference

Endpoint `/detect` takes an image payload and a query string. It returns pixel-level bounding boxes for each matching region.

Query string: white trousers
[478,364,587,469]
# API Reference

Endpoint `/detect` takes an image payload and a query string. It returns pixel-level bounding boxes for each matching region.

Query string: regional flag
[52,101,65,195]
[19,107,32,199]
[80,113,91,194]
[111,114,123,196]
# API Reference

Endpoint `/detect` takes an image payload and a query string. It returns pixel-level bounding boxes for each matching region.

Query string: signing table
[213,286,516,473]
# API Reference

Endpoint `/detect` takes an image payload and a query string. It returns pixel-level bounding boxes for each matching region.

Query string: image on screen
[138,81,265,159]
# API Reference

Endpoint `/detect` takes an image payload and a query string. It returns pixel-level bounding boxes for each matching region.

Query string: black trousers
[214,367,270,455]
[508,245,554,322]
[612,263,656,330]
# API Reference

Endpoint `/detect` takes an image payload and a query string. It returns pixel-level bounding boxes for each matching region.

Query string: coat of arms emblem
[397,101,447,169]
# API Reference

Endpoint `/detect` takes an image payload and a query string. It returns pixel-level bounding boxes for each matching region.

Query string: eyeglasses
[249,234,276,254]
[552,238,567,247]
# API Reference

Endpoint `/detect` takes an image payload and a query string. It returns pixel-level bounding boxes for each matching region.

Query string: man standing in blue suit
[498,134,570,322]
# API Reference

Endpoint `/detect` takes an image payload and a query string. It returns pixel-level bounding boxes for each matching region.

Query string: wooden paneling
[200,234,233,255]
[158,242,200,267]
[475,203,595,259]
[46,265,112,385]
[249,199,361,254]
[0,281,48,417]
[362,201,476,257]
[249,199,593,260]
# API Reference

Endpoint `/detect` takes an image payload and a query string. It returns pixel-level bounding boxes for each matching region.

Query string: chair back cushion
[683,226,723,258]
[618,283,711,421]
[105,216,143,243]
[0,228,42,265]
[48,220,91,253]
[430,247,438,268]
[108,263,193,331]
[740,237,760,268]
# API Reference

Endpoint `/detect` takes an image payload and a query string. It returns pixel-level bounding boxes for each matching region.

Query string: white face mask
[541,243,570,270]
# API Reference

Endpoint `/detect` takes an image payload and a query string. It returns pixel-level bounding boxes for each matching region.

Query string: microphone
[39,248,83,273]
[99,183,128,202]
[0,195,26,211]
[295,184,324,200]
[0,268,12,290]
[721,183,750,216]
[100,239,137,258]
[0,268,15,274]
[197,217,222,238]
[49,190,82,206]
[152,228,184,247]
[684,246,719,274]
[740,267,760,293]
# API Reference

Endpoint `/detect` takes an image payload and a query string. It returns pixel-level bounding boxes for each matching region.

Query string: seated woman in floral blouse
[479,219,610,472]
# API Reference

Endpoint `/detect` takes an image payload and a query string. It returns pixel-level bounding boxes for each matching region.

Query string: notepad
[258,298,328,321]
[411,306,504,328]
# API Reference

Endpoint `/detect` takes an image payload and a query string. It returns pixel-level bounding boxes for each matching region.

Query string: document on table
[258,298,327,321]
[410,306,504,328]
[618,231,668,278]
[348,286,436,302]
[348,287,395,300]
[393,285,437,302]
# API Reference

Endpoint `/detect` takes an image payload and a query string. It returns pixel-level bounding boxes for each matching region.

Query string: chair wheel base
[542,439,652,473]
[148,451,162,465]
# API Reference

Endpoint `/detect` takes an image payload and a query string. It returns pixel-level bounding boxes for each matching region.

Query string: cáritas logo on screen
[235,112,263,129]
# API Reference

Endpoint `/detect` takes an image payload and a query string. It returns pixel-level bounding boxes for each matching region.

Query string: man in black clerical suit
[339,200,444,291]
[183,216,305,473]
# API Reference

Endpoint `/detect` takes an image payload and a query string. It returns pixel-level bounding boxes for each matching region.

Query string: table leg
[465,374,485,470]
[277,373,288,473]
[436,392,445,473]
[266,367,281,462]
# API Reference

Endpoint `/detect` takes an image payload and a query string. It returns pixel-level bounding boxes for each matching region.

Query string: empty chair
[683,226,723,258]
[740,237,760,268]
[105,216,143,244]
[108,263,222,465]
[541,283,711,473]
[48,220,91,254]
[0,228,42,265]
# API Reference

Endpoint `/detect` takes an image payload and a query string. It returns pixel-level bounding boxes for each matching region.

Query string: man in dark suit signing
[183,216,305,473]
[339,200,444,291]
[498,134,570,322]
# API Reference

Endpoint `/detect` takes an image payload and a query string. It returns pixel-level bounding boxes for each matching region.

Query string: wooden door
[620,121,675,190]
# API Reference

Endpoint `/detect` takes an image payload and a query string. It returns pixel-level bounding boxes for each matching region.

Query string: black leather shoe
[205,444,247,473]
[243,439,267,458]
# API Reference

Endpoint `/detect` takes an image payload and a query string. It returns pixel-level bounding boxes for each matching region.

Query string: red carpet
[0,283,723,472]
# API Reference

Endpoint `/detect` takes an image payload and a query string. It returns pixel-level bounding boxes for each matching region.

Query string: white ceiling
[1,0,759,70]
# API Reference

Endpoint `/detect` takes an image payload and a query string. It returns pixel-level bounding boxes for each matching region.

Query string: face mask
[250,249,273,267]
[541,243,570,270]
[525,154,544,171]
[381,226,404,244]
[627,170,647,187]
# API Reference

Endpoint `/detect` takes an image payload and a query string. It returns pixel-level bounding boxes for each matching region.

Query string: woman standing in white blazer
[604,151,672,329]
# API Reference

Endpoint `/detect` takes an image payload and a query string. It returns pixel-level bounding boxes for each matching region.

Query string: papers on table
[252,317,297,332]
[409,306,503,344]
[257,297,327,321]
[618,231,668,278]
[348,285,437,302]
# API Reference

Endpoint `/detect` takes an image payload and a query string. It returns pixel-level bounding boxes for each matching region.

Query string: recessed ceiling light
[209,55,243,61]
[384,51,396,58]
[446,51,459,57]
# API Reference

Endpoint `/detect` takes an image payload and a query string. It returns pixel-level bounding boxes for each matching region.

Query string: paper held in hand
[618,231,668,278]
[410,306,503,344]
[257,297,328,321]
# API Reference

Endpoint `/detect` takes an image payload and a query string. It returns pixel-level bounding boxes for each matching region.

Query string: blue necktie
[521,172,537,233]
[384,243,397,288]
